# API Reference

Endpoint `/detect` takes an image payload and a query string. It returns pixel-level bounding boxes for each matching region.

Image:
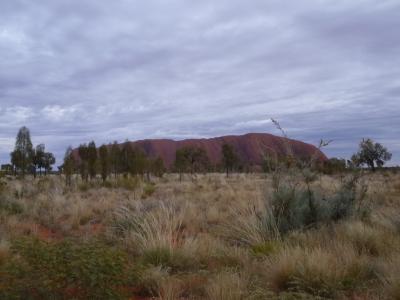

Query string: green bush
[0,238,138,299]
[270,174,366,235]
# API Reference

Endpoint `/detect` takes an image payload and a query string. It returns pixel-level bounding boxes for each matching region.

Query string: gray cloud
[0,0,399,165]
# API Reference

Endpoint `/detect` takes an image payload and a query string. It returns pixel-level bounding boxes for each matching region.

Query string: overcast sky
[0,0,399,166]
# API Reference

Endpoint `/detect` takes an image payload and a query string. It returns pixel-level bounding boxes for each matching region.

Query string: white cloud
[0,0,399,165]
[0,106,35,125]
[41,105,80,122]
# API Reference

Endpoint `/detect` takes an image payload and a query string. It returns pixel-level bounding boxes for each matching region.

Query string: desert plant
[264,245,377,297]
[113,203,185,254]
[220,204,279,246]
[352,138,392,171]
[265,120,368,235]
[205,271,245,300]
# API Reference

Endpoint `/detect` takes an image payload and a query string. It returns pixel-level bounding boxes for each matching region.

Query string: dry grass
[0,172,399,299]
[205,271,245,300]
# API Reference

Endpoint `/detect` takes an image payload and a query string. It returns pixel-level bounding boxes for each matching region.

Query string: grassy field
[0,171,399,299]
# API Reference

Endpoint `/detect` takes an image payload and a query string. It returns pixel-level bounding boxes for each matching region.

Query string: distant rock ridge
[74,133,327,170]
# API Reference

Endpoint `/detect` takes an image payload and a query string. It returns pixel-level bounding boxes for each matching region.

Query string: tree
[63,146,74,186]
[99,144,109,182]
[151,157,165,178]
[10,126,34,177]
[174,146,209,180]
[186,147,209,174]
[120,141,133,176]
[221,143,238,177]
[175,148,188,182]
[33,144,45,177]
[110,141,121,178]
[87,141,98,180]
[78,144,89,182]
[130,149,147,177]
[352,138,392,171]
[43,152,56,175]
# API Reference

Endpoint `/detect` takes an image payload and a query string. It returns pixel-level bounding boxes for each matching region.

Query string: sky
[0,0,399,166]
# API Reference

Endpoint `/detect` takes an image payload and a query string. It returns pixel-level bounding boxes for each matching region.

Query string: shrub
[270,174,367,235]
[0,237,137,299]
[113,203,185,254]
[205,271,245,300]
[336,222,400,257]
[219,204,279,246]
[265,246,377,297]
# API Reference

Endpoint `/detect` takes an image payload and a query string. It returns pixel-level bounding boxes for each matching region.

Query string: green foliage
[10,126,34,176]
[129,149,147,177]
[99,144,109,182]
[120,141,133,175]
[174,146,210,178]
[262,120,368,237]
[175,148,187,181]
[352,138,392,171]
[270,173,367,235]
[110,141,121,177]
[150,157,165,178]
[42,152,55,175]
[62,146,74,186]
[87,141,98,180]
[0,238,137,299]
[222,143,238,177]
[78,144,89,182]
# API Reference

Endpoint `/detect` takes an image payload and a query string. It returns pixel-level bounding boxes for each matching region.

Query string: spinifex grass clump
[113,202,185,254]
[112,202,199,274]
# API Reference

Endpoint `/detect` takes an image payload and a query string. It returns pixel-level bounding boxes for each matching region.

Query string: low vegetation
[0,170,399,299]
[0,124,398,299]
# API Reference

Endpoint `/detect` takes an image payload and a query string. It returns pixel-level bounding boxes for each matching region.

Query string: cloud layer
[1,0,399,165]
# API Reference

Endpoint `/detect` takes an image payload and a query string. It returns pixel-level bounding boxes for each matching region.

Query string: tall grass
[113,202,185,254]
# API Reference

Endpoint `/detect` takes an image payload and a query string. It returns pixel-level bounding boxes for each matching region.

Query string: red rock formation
[72,133,327,170]
[125,133,327,169]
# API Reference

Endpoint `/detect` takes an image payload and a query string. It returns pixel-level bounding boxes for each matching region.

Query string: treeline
[3,127,393,181]
[62,141,166,185]
[62,142,240,185]
[2,127,56,177]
